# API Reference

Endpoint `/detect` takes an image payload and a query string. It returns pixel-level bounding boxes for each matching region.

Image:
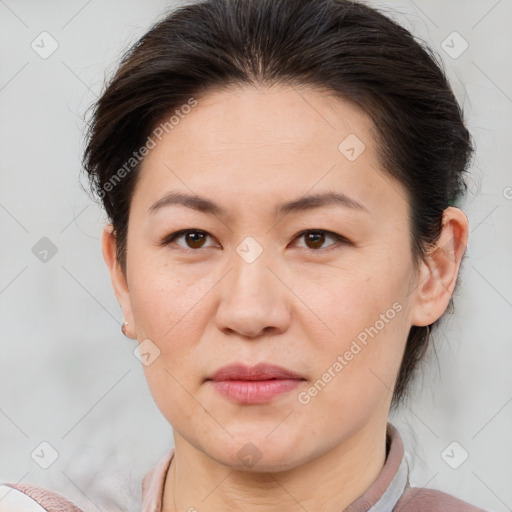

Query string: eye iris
[186,231,206,248]
[305,231,325,249]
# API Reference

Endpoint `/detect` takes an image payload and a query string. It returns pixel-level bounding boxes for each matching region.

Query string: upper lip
[207,363,304,381]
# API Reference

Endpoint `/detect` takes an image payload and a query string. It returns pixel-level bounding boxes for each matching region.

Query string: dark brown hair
[82,0,473,407]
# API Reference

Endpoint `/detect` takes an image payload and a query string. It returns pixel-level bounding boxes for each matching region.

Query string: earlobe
[101,224,137,339]
[410,207,469,327]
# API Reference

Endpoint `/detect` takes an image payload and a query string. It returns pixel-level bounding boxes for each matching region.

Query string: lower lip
[209,379,303,404]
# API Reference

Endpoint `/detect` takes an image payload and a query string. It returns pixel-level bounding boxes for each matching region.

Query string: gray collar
[367,452,409,512]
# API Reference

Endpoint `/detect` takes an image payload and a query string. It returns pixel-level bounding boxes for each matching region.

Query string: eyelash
[159,229,351,253]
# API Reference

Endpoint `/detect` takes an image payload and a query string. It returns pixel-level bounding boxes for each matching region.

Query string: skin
[102,85,469,512]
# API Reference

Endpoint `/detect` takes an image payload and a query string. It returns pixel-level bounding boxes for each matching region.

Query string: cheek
[126,257,220,413]
[131,280,207,429]
[127,256,214,343]
[301,258,404,343]
[297,262,409,409]
[142,363,201,436]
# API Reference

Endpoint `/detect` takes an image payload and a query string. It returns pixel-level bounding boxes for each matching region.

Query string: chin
[204,430,306,473]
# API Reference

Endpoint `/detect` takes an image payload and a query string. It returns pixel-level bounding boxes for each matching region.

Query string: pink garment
[0,483,83,512]
[1,423,488,511]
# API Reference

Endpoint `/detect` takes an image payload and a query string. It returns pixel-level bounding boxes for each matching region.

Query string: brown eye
[304,231,326,249]
[183,231,207,248]
[294,230,348,251]
[161,229,216,250]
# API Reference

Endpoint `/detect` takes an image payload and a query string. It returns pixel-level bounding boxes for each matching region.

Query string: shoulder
[0,483,84,512]
[395,486,490,511]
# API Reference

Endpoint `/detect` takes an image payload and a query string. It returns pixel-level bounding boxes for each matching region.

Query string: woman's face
[104,85,439,470]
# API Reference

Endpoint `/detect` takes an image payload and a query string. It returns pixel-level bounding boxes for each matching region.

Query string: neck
[162,420,388,512]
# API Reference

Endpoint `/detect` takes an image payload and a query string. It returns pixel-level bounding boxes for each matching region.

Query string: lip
[207,362,304,382]
[206,363,305,404]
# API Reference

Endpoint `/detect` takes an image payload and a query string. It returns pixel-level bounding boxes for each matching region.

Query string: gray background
[0,1,511,511]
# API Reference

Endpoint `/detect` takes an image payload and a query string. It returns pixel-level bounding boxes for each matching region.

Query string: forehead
[132,85,406,221]
[164,84,375,148]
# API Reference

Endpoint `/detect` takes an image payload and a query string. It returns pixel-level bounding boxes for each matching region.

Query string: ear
[409,207,469,327]
[101,224,137,339]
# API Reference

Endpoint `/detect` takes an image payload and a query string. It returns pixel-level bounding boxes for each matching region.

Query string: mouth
[206,362,305,404]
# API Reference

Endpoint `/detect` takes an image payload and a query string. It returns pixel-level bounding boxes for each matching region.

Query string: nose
[214,249,292,339]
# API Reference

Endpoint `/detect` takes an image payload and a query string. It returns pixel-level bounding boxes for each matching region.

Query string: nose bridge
[215,237,289,337]
[229,236,278,306]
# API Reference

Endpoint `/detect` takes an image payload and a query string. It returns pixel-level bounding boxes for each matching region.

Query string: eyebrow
[148,190,370,216]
